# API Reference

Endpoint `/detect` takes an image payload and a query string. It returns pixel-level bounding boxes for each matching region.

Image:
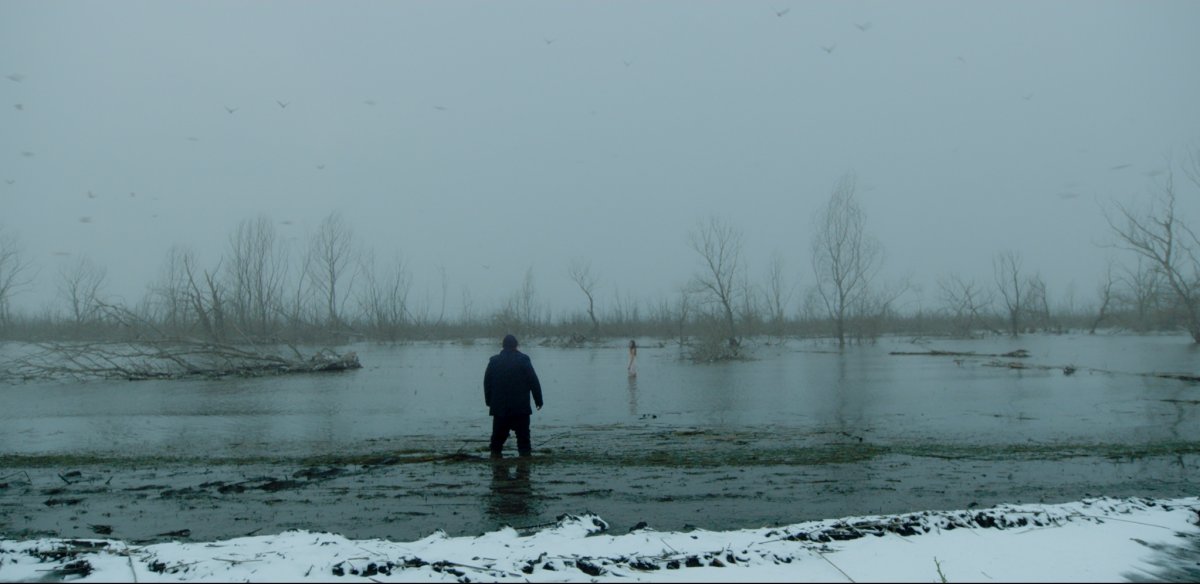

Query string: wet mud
[2,427,1195,544]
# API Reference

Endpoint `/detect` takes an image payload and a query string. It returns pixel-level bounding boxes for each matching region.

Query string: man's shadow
[486,457,536,520]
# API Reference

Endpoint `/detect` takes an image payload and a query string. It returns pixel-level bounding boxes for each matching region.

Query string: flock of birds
[1,7,1163,244]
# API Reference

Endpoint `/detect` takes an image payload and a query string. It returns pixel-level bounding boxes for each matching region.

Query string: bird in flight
[185,136,199,142]
[854,21,872,31]
[87,190,96,199]
[224,105,238,114]
[13,104,23,111]
[281,220,293,226]
[820,44,837,54]
[4,179,13,185]
[129,192,136,198]
[79,217,92,224]
[316,163,325,170]
[363,99,376,106]
[774,7,790,17]
[1110,163,1132,170]
[433,105,447,111]
[52,250,71,257]
[276,100,290,109]
[5,73,24,83]
[623,59,633,67]
[544,37,556,45]
[20,150,34,157]
[1022,92,1033,101]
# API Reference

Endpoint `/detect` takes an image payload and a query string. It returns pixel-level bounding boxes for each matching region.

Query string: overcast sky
[3,0,1199,320]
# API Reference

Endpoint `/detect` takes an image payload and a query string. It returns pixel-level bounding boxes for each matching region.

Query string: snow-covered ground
[2,496,1197,582]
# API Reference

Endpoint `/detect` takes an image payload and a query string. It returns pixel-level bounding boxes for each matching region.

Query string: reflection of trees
[486,459,535,521]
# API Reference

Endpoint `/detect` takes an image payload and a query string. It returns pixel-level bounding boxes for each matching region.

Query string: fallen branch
[3,340,360,381]
[890,349,1030,358]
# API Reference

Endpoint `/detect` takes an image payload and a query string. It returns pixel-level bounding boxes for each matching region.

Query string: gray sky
[3,0,1199,319]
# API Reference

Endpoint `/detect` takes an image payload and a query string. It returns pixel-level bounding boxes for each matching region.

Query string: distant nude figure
[627,340,638,377]
[484,334,544,458]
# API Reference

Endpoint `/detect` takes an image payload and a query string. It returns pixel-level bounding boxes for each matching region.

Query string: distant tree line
[2,150,1199,356]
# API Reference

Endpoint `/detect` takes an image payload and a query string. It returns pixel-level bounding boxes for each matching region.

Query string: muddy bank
[2,430,1195,544]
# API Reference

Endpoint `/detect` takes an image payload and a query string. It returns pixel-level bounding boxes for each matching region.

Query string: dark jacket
[483,348,544,417]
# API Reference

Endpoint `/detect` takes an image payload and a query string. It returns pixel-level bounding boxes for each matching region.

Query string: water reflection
[4,335,1200,457]
[627,374,638,416]
[486,458,535,520]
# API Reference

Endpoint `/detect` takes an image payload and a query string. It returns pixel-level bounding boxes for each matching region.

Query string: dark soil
[1,429,1195,544]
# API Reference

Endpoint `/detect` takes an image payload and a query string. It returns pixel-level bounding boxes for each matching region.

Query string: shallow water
[2,332,1198,459]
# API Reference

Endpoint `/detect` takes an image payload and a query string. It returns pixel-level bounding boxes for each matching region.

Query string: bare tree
[567,257,601,336]
[993,250,1025,336]
[495,266,540,336]
[1117,256,1165,331]
[763,250,794,340]
[937,272,994,338]
[225,215,287,337]
[515,266,538,330]
[186,252,227,342]
[688,216,745,345]
[811,172,882,347]
[459,286,476,327]
[355,249,412,339]
[1106,166,1200,342]
[1090,258,1117,334]
[1024,273,1050,332]
[0,225,35,326]
[148,246,226,341]
[307,211,357,329]
[57,255,108,329]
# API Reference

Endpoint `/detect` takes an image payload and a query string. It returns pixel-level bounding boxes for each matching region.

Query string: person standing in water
[484,334,544,458]
[627,339,638,377]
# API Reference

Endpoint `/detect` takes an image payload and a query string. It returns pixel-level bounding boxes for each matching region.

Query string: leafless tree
[993,250,1025,337]
[225,215,287,337]
[688,216,745,345]
[937,272,993,338]
[811,172,882,347]
[57,255,108,329]
[763,250,793,340]
[284,244,316,331]
[411,265,449,330]
[306,211,357,329]
[1090,258,1117,334]
[355,249,412,339]
[1024,273,1050,332]
[673,287,694,348]
[495,266,540,336]
[459,286,476,327]
[147,246,226,341]
[186,252,227,342]
[0,226,35,326]
[1116,256,1165,331]
[1105,166,1200,342]
[567,257,601,336]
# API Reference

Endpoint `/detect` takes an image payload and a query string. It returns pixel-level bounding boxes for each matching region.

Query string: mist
[2,0,1199,329]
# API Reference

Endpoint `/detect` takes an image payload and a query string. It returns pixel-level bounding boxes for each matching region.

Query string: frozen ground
[1,496,1197,582]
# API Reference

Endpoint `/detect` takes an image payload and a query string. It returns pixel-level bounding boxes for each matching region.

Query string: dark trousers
[490,414,531,455]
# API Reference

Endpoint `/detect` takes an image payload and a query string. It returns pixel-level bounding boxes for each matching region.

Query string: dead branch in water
[890,349,1030,358]
[4,340,361,381]
[1,303,361,381]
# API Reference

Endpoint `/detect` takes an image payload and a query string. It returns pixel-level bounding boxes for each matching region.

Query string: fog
[3,0,1199,320]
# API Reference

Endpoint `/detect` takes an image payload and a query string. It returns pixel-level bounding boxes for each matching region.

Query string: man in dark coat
[484,334,544,457]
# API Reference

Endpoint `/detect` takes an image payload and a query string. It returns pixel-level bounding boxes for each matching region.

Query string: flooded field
[1,332,1197,543]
